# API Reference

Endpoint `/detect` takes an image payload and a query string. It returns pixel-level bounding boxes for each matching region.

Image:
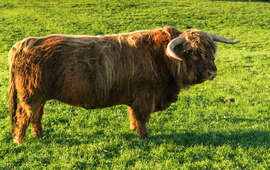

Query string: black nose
[210,65,217,72]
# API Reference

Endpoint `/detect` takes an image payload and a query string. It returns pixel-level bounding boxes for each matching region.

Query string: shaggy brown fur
[9,26,219,144]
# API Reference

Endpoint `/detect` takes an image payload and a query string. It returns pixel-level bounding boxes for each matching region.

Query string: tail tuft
[8,45,18,134]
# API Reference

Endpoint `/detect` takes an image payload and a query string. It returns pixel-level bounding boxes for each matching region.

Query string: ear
[166,37,186,62]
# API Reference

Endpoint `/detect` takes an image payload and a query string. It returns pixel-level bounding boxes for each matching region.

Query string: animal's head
[166,29,239,84]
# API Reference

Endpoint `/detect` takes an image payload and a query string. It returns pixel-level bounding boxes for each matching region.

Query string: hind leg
[13,102,41,144]
[31,104,44,138]
[13,102,31,144]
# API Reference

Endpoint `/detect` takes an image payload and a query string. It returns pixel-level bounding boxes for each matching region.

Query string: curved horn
[207,33,240,44]
[166,37,186,62]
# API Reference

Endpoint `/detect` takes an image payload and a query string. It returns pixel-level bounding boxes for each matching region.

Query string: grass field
[0,0,269,169]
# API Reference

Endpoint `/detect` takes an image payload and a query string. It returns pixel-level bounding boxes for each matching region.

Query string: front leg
[128,107,137,131]
[128,91,155,138]
[136,118,149,139]
[128,106,149,138]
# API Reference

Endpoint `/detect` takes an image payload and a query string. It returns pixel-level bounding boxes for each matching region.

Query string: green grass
[0,0,269,169]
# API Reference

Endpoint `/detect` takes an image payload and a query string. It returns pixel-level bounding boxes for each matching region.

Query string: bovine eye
[200,53,207,60]
[192,56,199,61]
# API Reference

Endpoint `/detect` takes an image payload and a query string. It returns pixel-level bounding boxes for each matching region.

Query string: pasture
[0,0,269,169]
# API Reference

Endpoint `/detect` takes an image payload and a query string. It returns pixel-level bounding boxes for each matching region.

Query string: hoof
[130,124,137,131]
[31,130,44,138]
[139,133,149,139]
[13,137,22,145]
[137,130,148,139]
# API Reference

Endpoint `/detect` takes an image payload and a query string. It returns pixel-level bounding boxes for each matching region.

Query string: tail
[8,44,18,134]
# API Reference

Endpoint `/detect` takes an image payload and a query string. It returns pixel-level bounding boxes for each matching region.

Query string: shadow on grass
[40,129,109,147]
[41,129,269,148]
[148,130,270,148]
[222,117,270,123]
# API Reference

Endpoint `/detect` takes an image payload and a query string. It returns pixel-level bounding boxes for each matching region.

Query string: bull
[8,27,239,144]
